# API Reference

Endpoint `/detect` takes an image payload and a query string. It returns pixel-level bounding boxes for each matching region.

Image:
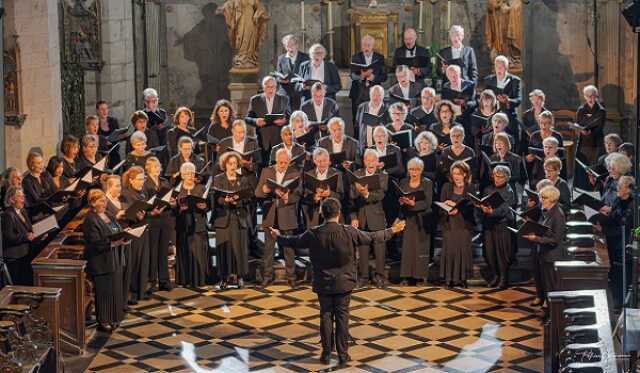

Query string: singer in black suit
[355,86,389,149]
[142,88,170,146]
[349,35,388,123]
[1,187,34,286]
[276,34,310,110]
[388,65,420,108]
[82,189,126,332]
[392,28,432,82]
[245,76,291,160]
[255,149,302,288]
[318,120,359,169]
[349,149,389,288]
[300,82,340,137]
[302,148,345,228]
[523,185,566,307]
[269,126,306,166]
[297,44,342,101]
[436,25,478,83]
[269,197,404,367]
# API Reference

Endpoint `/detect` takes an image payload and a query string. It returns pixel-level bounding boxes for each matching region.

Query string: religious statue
[485,0,523,70]
[219,0,269,70]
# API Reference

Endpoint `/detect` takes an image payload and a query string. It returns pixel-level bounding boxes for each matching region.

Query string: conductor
[268,197,405,366]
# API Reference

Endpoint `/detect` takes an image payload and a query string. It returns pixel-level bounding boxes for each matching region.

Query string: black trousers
[357,241,385,280]
[263,229,295,281]
[532,247,557,303]
[5,255,32,286]
[531,248,546,301]
[148,217,172,285]
[318,292,351,359]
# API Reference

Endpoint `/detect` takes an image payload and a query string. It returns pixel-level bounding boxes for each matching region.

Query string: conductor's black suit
[276,222,394,360]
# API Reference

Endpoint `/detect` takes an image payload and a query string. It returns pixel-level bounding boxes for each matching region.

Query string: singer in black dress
[439,161,476,287]
[22,152,55,221]
[213,152,252,289]
[1,187,34,285]
[175,162,209,288]
[398,157,433,284]
[143,156,175,291]
[121,166,151,302]
[61,135,81,178]
[82,189,125,332]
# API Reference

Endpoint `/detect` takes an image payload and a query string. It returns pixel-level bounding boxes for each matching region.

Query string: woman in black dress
[542,157,571,212]
[0,168,22,209]
[175,162,209,288]
[478,165,515,288]
[429,100,460,151]
[213,152,252,289]
[61,135,81,179]
[1,187,34,285]
[398,157,433,285]
[167,106,195,157]
[82,189,126,332]
[439,160,476,288]
[520,89,547,155]
[523,185,566,308]
[207,99,236,164]
[121,166,151,302]
[22,152,55,221]
[437,125,476,187]
[126,131,153,169]
[491,133,527,207]
[469,90,498,154]
[143,156,175,291]
[76,135,102,171]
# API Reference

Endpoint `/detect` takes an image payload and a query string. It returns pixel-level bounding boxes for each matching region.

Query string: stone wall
[3,0,63,168]
[84,0,136,127]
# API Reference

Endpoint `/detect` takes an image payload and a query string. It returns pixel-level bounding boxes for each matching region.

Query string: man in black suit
[392,28,431,84]
[388,65,420,108]
[246,76,291,165]
[255,149,302,288]
[482,55,522,148]
[269,197,405,366]
[142,88,170,146]
[297,44,342,101]
[441,65,476,118]
[349,149,389,288]
[300,82,339,137]
[276,34,309,110]
[409,87,438,133]
[302,148,344,228]
[1,187,34,286]
[349,35,388,126]
[318,117,359,170]
[437,25,479,83]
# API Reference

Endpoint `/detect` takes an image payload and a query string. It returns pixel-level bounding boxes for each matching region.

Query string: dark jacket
[167,126,194,158]
[349,170,388,230]
[212,173,252,229]
[482,73,522,117]
[302,168,344,227]
[297,60,342,100]
[1,208,32,259]
[349,51,388,101]
[255,166,302,231]
[437,46,479,82]
[387,82,420,108]
[392,44,432,79]
[245,93,291,151]
[537,203,566,252]
[318,136,359,165]
[276,51,310,109]
[82,210,121,275]
[277,222,394,294]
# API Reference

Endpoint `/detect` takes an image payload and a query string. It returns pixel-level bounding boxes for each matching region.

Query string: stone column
[4,0,63,168]
[84,0,136,126]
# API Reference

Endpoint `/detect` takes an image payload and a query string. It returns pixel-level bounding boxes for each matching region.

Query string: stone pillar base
[228,67,259,123]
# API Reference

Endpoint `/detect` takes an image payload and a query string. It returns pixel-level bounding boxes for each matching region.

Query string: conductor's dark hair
[320,197,341,219]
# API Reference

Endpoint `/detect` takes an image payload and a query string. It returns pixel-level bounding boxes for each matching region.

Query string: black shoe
[488,277,499,287]
[338,354,351,367]
[97,323,113,333]
[219,280,228,290]
[320,353,331,365]
[357,279,369,288]
[498,279,508,289]
[446,282,454,289]
[288,279,297,289]
[128,299,138,306]
[159,283,173,291]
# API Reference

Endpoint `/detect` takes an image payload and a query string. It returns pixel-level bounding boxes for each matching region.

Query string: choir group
[1,25,635,334]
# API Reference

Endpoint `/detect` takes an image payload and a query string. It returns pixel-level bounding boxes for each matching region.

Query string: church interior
[0,0,639,372]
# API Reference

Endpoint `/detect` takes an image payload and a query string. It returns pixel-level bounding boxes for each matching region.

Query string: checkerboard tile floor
[86,285,544,373]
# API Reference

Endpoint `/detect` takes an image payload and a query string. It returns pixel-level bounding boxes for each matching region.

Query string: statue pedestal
[228,67,260,120]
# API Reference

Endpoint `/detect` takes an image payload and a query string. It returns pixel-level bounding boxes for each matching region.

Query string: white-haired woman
[523,185,566,308]
[175,161,209,288]
[576,85,606,164]
[398,157,434,285]
[408,131,439,183]
[520,89,547,154]
[478,165,515,288]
